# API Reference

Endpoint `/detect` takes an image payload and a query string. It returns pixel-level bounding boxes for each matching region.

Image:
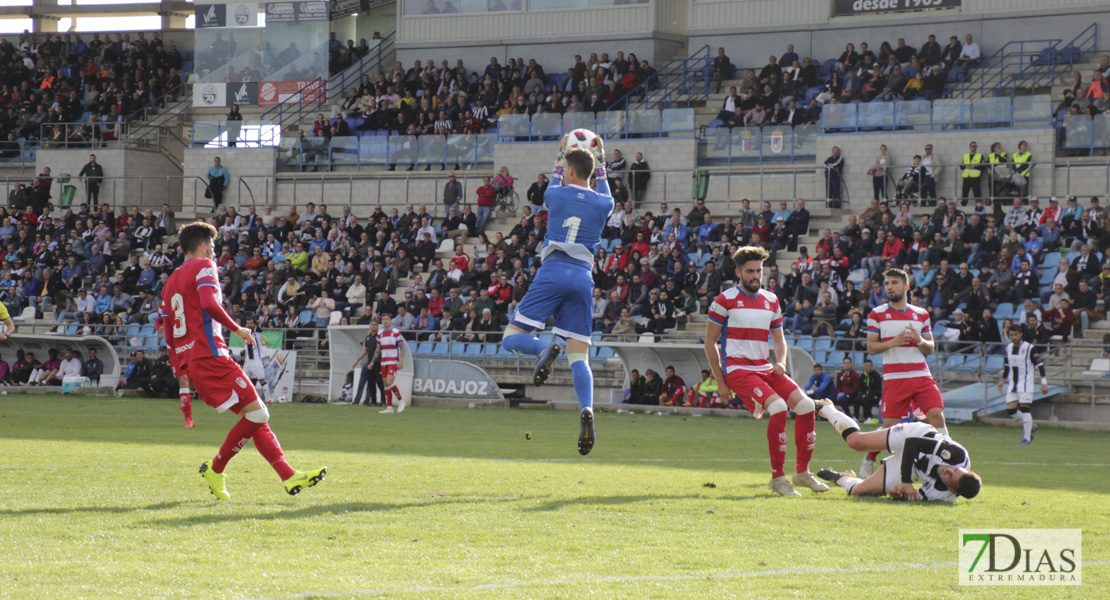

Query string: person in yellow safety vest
[1012,140,1032,198]
[987,142,1009,207]
[961,141,985,206]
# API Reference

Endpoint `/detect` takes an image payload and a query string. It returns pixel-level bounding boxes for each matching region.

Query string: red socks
[212,417,262,473]
[211,419,297,480]
[179,390,192,420]
[385,385,394,407]
[253,424,296,480]
[795,411,815,474]
[767,411,788,478]
[866,451,880,461]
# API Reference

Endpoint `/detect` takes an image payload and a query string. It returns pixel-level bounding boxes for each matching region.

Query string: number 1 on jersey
[562,216,582,244]
[170,293,186,337]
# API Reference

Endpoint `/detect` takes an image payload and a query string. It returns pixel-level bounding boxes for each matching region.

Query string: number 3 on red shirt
[170,293,186,337]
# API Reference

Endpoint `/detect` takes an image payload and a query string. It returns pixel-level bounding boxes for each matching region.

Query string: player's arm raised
[197,282,252,343]
[703,319,733,401]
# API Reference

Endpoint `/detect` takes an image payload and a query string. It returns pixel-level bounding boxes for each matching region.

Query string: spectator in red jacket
[476,177,496,235]
[881,234,906,264]
[659,365,686,406]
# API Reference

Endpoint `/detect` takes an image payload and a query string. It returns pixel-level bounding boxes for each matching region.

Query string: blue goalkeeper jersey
[541,171,614,269]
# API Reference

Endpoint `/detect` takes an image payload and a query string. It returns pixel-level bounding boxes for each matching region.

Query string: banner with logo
[833,0,960,17]
[411,359,503,400]
[266,1,330,22]
[258,79,324,105]
[196,2,258,27]
[330,0,363,19]
[193,82,227,107]
[960,529,1081,586]
[227,2,259,26]
[228,81,259,106]
[195,4,227,27]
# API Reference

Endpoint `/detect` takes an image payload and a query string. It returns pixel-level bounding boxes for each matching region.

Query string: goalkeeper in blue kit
[501,133,614,456]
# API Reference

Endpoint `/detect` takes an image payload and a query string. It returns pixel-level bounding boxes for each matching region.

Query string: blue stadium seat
[994,303,1014,319]
[945,354,965,368]
[985,355,1005,371]
[449,342,466,357]
[416,342,433,355]
[595,346,615,359]
[299,309,313,326]
[465,343,485,358]
[1039,251,1060,268]
[431,343,449,357]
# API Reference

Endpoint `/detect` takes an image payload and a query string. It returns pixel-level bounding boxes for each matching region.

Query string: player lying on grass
[163,222,326,499]
[813,399,981,502]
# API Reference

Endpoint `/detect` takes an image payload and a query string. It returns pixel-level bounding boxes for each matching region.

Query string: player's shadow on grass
[524,493,762,512]
[0,500,189,517]
[149,496,543,527]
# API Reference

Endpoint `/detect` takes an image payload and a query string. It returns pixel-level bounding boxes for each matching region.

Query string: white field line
[387,456,1110,468]
[242,560,1110,600]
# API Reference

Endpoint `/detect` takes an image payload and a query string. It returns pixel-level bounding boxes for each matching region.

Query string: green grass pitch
[0,395,1106,599]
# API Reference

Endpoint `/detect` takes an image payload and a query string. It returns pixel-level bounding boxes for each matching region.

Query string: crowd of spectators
[322,51,658,139]
[710,33,983,132]
[0,31,185,149]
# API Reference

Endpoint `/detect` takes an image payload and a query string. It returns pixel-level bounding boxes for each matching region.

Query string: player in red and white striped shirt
[704,246,828,497]
[375,313,408,413]
[860,268,946,477]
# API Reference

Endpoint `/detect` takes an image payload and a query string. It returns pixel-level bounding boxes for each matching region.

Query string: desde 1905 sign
[834,0,961,17]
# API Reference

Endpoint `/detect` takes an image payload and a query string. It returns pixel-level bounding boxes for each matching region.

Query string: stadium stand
[0,0,1107,416]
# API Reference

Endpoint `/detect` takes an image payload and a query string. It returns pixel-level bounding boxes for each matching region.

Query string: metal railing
[949,24,1097,100]
[606,45,711,117]
[4,157,1110,219]
[325,33,396,103]
[260,32,397,132]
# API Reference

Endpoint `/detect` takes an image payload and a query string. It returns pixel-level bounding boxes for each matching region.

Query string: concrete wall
[183,147,278,213]
[815,126,1057,204]
[689,3,1110,70]
[493,136,697,209]
[35,148,183,213]
[396,0,686,70]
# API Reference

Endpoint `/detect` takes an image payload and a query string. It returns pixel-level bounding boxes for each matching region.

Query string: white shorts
[881,454,903,494]
[1006,392,1033,406]
[884,422,938,454]
[243,361,265,380]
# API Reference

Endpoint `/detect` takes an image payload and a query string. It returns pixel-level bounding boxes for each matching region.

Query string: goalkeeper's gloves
[591,136,606,168]
[554,134,568,176]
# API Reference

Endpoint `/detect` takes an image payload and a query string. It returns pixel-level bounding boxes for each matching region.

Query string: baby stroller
[991,165,1027,199]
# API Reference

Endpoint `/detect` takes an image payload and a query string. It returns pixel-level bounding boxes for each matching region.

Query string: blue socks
[569,355,593,411]
[502,331,547,356]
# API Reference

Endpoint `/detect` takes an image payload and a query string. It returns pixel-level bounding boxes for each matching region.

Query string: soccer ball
[564,128,600,154]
